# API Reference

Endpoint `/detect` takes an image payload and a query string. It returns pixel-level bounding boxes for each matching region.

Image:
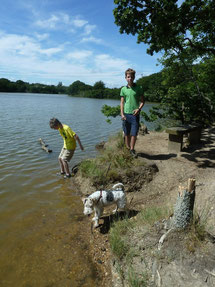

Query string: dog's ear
[82,197,87,204]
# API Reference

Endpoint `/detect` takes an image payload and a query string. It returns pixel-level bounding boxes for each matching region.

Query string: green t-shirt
[59,124,76,150]
[120,84,143,114]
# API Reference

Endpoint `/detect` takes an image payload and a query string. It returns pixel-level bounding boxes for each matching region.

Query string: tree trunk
[171,178,196,229]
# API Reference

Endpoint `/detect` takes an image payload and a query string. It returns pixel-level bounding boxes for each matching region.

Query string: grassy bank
[78,132,148,189]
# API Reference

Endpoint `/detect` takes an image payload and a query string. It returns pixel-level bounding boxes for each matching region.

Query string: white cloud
[73,19,88,28]
[81,36,102,44]
[41,47,63,56]
[34,12,73,30]
[0,33,62,58]
[0,32,130,87]
[35,14,60,29]
[67,50,93,61]
[34,14,97,37]
[35,33,49,41]
[95,54,130,71]
[84,24,96,35]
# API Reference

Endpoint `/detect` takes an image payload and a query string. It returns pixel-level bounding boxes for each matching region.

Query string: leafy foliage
[113,0,215,125]
[114,0,215,57]
[153,54,215,125]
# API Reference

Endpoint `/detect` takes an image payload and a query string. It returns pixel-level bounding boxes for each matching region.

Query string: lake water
[0,93,154,286]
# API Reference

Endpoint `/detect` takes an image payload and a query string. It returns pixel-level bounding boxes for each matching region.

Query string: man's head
[49,118,62,129]
[125,68,136,86]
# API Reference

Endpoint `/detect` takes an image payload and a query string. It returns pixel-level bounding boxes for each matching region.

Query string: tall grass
[79,132,134,186]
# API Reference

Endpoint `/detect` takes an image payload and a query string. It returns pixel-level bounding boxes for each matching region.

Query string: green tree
[136,72,165,102]
[14,80,27,92]
[0,78,13,92]
[93,81,105,90]
[113,0,215,57]
[112,0,215,125]
[68,80,92,96]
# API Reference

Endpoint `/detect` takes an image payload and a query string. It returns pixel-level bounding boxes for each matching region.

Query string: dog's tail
[112,182,124,191]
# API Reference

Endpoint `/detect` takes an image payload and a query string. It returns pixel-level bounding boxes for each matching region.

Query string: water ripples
[0,93,155,286]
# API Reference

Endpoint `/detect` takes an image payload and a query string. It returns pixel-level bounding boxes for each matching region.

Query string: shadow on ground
[181,126,215,168]
[137,152,177,161]
[97,209,139,234]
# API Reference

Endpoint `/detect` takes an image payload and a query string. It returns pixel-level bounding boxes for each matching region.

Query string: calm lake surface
[0,93,154,286]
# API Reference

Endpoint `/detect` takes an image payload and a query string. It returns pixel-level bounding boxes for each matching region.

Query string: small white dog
[82,183,126,227]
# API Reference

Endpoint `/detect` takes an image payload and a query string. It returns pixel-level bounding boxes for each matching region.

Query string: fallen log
[39,138,52,153]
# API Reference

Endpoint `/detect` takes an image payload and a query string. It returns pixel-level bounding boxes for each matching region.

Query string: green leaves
[101,104,121,123]
[113,0,215,57]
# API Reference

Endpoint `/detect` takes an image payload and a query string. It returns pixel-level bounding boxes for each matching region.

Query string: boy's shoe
[130,149,138,158]
[64,174,71,178]
[57,171,65,176]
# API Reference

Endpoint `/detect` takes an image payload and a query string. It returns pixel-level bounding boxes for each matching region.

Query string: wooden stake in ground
[39,138,52,153]
[171,178,196,229]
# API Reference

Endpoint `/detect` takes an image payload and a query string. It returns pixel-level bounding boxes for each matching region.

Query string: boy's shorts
[122,114,140,136]
[59,148,74,162]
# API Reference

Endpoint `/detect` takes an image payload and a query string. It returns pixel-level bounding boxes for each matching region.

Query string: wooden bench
[166,125,202,153]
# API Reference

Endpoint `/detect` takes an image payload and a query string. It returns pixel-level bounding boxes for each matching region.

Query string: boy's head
[125,68,136,78]
[125,68,135,86]
[49,118,62,129]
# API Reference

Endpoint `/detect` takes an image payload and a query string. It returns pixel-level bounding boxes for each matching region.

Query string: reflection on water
[0,93,155,286]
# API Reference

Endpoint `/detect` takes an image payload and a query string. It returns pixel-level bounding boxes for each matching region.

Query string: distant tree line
[0,79,68,94]
[0,73,164,102]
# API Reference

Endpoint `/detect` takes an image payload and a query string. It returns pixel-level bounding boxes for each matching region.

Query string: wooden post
[171,178,196,229]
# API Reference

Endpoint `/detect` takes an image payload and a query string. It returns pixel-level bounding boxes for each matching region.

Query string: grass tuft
[109,218,134,259]
[128,268,148,287]
[139,206,170,225]
[79,132,135,186]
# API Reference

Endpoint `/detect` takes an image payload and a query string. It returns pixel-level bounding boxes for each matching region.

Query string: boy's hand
[133,109,140,116]
[121,115,126,121]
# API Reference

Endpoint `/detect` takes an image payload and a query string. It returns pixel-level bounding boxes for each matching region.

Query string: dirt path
[134,126,215,234]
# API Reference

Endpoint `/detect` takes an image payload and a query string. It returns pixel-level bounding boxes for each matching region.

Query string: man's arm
[74,134,84,150]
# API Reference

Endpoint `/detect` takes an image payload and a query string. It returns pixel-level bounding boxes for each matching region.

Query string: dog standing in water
[82,183,126,228]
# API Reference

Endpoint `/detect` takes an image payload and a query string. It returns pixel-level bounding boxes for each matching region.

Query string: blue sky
[0,0,162,88]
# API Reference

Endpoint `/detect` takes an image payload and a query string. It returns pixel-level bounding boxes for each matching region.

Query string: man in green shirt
[120,68,145,157]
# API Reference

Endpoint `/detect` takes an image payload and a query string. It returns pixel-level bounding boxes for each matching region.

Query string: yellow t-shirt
[59,124,76,150]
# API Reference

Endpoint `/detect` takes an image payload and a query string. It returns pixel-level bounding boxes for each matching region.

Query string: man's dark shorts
[122,114,140,136]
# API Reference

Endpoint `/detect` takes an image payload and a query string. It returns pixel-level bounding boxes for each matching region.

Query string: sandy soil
[134,125,215,232]
[76,125,215,286]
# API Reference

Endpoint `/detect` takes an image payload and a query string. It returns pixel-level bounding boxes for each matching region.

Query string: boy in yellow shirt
[49,118,84,178]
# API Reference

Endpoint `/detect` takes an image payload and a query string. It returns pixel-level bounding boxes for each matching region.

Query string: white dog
[82,183,126,227]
